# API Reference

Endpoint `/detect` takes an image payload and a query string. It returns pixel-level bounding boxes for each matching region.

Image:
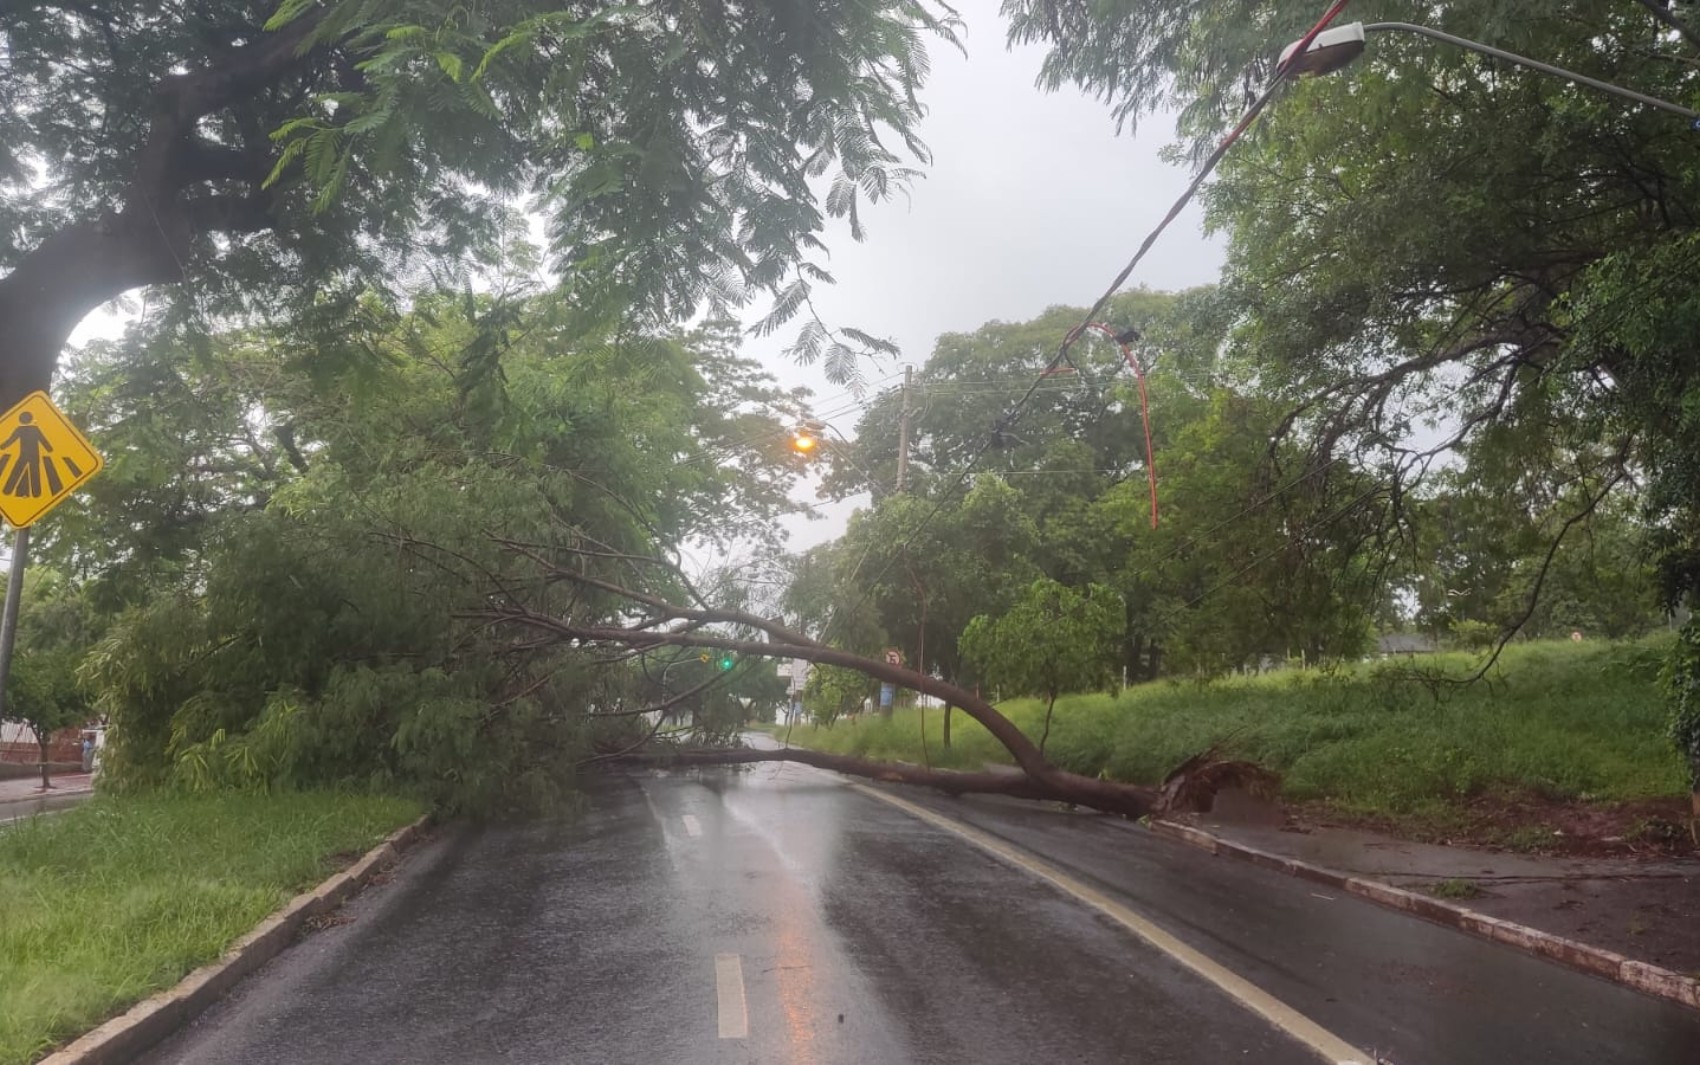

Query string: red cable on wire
[834,0,1355,648]
[1038,0,1355,532]
[1080,323,1159,528]
[1053,0,1356,366]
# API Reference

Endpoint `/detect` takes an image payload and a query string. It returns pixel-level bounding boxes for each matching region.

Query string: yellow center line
[851,784,1376,1065]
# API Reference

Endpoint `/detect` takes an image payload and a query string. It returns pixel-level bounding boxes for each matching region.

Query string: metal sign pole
[0,526,28,720]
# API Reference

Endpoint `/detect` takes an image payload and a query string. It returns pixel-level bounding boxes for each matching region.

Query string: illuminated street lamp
[790,420,824,455]
[1280,21,1700,124]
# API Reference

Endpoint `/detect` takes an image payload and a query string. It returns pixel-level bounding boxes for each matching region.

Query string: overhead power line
[670,373,904,470]
[815,0,1359,650]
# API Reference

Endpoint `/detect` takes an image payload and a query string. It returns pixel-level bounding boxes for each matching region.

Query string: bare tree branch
[496,538,824,649]
[578,709,676,766]
[595,671,725,719]
[1636,0,1700,51]
[1458,459,1632,684]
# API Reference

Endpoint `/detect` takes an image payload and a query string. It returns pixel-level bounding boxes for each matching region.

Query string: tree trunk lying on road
[473,542,1164,820]
[615,745,1156,817]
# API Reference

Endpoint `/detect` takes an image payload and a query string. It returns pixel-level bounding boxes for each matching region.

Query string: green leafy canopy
[0,1,962,396]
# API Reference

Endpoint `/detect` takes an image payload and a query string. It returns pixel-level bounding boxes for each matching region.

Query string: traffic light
[717,653,735,671]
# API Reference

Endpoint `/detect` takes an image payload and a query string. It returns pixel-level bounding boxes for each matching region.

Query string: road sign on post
[0,391,103,722]
[0,391,103,528]
[879,649,902,717]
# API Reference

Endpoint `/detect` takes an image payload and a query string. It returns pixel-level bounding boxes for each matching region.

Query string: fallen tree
[472,543,1164,819]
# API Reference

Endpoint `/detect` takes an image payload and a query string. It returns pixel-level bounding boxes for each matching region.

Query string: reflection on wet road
[139,757,1700,1064]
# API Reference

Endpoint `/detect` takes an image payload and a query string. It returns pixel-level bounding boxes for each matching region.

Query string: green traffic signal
[717,654,735,671]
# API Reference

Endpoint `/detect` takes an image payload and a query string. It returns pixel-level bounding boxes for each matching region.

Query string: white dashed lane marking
[715,953,748,1039]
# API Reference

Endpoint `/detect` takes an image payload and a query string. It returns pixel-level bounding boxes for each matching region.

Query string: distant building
[0,721,81,763]
[1376,633,1438,657]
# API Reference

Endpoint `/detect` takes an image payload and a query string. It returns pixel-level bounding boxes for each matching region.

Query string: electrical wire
[670,375,903,470]
[1048,0,1356,379]
[812,0,1359,652]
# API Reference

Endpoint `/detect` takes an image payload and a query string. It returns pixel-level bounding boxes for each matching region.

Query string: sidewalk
[0,771,94,801]
[1176,811,1700,980]
[0,772,95,823]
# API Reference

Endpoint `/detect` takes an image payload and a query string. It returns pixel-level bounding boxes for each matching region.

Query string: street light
[790,423,821,454]
[1279,22,1365,77]
[791,416,887,495]
[1280,21,1700,124]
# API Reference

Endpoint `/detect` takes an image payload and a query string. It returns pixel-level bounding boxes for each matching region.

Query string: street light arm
[1364,21,1700,120]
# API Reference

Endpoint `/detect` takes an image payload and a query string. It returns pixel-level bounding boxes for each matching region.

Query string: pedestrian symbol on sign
[0,392,103,528]
[2,412,80,498]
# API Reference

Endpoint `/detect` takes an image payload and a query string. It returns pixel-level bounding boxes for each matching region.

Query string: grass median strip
[774,638,1687,826]
[0,790,421,1065]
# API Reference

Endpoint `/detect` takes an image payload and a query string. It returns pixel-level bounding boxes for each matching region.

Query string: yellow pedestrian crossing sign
[0,391,103,528]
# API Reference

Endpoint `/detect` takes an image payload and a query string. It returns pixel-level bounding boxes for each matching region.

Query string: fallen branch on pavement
[468,542,1167,819]
[621,745,1146,812]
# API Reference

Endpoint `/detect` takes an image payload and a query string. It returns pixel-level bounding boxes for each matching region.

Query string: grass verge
[0,790,420,1065]
[772,638,1688,823]
[1429,878,1484,900]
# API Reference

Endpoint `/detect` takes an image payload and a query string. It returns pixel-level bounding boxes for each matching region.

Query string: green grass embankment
[0,791,421,1065]
[775,638,1688,818]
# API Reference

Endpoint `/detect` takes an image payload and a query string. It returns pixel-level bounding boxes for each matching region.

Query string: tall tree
[816,288,1394,678]
[833,476,1042,687]
[66,293,807,808]
[1008,0,1700,793]
[820,289,1228,503]
[0,0,957,404]
[960,578,1122,752]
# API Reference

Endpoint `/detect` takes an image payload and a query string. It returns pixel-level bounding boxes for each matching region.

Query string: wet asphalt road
[139,759,1700,1065]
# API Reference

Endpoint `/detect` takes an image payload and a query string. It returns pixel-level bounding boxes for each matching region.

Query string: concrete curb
[38,815,431,1065]
[1148,818,1700,1012]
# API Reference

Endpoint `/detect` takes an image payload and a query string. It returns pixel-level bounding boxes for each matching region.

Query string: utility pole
[895,364,912,493]
[0,527,28,721]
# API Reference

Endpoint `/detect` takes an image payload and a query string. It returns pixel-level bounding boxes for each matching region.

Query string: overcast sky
[65,0,1229,563]
[758,0,1226,553]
